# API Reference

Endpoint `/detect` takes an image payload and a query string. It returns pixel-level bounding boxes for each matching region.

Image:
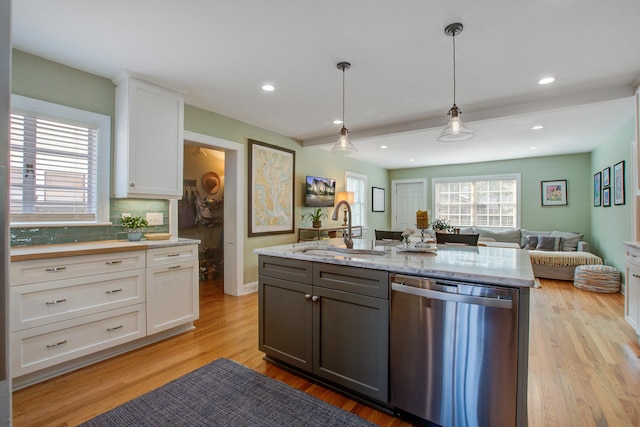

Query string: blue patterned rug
[80,358,378,426]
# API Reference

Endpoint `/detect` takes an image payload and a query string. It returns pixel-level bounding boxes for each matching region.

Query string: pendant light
[331,61,358,152]
[438,23,475,142]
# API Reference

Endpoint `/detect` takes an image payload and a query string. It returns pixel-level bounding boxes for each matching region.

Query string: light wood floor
[11,277,640,427]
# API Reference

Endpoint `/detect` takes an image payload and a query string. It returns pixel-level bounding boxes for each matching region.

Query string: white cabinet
[10,250,147,377]
[113,75,184,199]
[146,245,199,335]
[624,244,640,342]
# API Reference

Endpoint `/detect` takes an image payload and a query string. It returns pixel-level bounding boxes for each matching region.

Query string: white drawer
[626,246,640,269]
[146,244,198,267]
[10,250,146,285]
[11,269,146,332]
[11,304,146,377]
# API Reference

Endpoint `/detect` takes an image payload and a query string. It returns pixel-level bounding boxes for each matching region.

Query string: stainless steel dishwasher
[390,273,519,427]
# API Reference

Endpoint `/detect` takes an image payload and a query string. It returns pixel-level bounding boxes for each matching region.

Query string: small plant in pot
[121,215,149,241]
[302,208,327,228]
[431,218,453,233]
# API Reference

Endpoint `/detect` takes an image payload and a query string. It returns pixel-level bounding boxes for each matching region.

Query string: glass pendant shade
[331,126,358,152]
[437,105,474,142]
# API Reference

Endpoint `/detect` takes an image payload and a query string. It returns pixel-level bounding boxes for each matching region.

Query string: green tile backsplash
[10,198,170,247]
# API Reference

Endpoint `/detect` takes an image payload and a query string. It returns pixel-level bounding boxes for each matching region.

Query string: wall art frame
[372,187,385,212]
[603,166,611,187]
[614,160,625,205]
[593,171,601,207]
[248,139,295,237]
[541,179,568,206]
[603,186,611,207]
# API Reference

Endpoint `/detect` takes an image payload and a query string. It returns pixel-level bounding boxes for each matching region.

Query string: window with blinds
[10,95,111,225]
[432,174,521,228]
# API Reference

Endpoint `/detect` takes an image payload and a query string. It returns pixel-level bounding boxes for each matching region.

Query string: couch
[426,227,603,280]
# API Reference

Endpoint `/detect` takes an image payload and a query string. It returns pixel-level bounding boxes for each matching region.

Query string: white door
[393,180,427,231]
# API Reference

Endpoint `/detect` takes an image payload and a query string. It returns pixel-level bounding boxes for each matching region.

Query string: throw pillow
[536,236,560,251]
[550,231,584,251]
[520,229,552,248]
[525,235,539,250]
[475,227,521,245]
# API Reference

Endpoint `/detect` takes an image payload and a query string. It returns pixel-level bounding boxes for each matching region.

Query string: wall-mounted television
[305,175,336,207]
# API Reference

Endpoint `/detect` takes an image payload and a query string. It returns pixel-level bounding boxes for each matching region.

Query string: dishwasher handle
[391,282,513,310]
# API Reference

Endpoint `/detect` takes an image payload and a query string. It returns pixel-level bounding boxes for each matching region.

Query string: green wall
[590,120,635,287]
[11,50,389,285]
[389,153,592,241]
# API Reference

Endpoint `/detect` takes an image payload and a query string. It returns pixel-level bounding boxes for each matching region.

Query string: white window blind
[433,174,521,228]
[345,171,367,228]
[10,95,111,225]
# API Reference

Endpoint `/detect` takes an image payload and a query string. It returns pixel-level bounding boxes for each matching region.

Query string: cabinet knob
[634,273,640,278]
[304,294,312,300]
[312,295,320,302]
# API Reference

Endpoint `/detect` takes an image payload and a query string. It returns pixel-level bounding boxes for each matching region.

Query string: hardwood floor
[11,277,640,426]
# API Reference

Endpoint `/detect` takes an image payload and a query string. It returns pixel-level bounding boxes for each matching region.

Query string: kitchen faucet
[332,200,353,249]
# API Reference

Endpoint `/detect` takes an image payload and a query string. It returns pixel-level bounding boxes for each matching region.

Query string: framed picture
[248,139,295,237]
[372,187,385,212]
[614,160,625,205]
[593,171,601,207]
[603,166,611,187]
[603,187,611,207]
[541,179,568,206]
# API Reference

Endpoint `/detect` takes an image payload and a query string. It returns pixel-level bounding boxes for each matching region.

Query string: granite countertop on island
[255,238,535,288]
[11,238,201,262]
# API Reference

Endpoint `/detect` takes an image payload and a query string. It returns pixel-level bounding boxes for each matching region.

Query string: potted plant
[121,215,149,241]
[431,218,453,233]
[302,208,327,228]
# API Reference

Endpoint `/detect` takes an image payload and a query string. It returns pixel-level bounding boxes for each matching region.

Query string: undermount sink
[292,246,388,259]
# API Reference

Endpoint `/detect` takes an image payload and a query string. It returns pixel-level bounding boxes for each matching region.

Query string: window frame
[431,173,521,229]
[344,171,367,229]
[10,94,111,226]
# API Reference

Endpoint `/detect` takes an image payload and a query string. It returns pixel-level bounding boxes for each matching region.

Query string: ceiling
[11,0,640,169]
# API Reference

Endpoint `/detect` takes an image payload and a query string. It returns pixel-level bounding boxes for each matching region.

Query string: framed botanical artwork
[603,187,611,207]
[614,160,625,205]
[248,139,295,237]
[593,171,601,207]
[372,187,385,212]
[603,166,611,187]
[541,179,568,206]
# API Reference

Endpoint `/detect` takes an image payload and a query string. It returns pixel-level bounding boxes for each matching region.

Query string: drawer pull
[107,325,123,332]
[45,299,67,305]
[106,288,123,295]
[46,340,67,349]
[168,265,182,270]
[167,253,181,257]
[105,260,123,265]
[45,266,66,272]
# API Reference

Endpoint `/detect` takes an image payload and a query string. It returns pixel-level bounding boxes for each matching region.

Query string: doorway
[170,131,244,296]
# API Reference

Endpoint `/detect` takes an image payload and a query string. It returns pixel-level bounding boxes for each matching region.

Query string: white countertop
[11,238,201,261]
[255,239,535,288]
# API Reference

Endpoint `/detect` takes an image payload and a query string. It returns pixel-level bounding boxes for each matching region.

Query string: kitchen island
[255,238,534,427]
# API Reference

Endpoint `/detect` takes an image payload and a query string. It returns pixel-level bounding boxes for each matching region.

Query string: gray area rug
[80,358,378,426]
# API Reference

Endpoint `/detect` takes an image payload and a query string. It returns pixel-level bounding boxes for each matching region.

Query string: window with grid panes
[433,174,520,228]
[10,95,111,225]
[345,171,367,229]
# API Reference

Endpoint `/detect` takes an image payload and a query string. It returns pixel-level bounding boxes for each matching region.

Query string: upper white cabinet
[113,74,184,199]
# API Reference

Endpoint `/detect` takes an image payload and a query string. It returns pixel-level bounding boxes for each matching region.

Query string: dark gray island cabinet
[258,255,389,403]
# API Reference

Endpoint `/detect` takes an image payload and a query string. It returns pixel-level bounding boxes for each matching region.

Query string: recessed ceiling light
[409,158,416,162]
[333,119,343,125]
[531,125,543,130]
[380,145,388,149]
[538,77,555,85]
[530,146,538,150]
[262,84,275,91]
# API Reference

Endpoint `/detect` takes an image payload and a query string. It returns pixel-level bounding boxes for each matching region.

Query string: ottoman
[573,265,620,293]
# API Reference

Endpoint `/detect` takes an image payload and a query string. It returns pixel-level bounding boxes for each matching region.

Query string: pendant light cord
[342,66,346,125]
[452,31,457,107]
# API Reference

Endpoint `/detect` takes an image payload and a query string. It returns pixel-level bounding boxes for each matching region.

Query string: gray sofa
[427,227,602,280]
